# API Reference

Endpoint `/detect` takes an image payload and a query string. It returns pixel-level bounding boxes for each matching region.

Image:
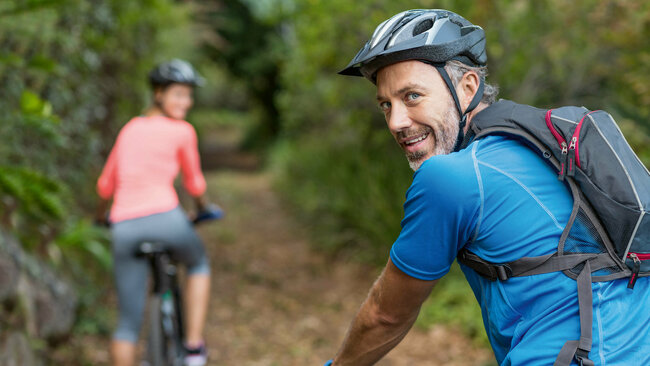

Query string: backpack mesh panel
[563,207,620,276]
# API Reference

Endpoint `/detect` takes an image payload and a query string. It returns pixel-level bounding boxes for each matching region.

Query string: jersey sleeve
[96,143,118,200]
[178,123,207,197]
[390,155,481,280]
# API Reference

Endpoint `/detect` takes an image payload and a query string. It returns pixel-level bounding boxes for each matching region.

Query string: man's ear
[458,71,480,111]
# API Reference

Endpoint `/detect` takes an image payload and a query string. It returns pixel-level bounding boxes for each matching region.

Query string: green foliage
[55,219,112,271]
[271,129,412,263]
[0,166,66,227]
[200,0,289,149]
[57,219,115,338]
[482,1,650,136]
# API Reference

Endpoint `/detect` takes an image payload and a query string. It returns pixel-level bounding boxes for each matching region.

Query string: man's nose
[387,103,411,132]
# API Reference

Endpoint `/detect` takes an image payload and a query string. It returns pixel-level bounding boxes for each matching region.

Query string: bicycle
[137,205,223,366]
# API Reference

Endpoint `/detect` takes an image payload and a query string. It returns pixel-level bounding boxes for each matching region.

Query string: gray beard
[406,105,460,171]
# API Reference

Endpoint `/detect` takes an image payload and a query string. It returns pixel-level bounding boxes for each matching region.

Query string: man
[325,9,650,366]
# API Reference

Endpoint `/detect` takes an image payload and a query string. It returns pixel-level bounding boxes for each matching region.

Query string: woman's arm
[95,143,118,223]
[178,125,207,198]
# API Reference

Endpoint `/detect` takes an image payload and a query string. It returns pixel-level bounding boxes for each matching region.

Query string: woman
[96,59,213,366]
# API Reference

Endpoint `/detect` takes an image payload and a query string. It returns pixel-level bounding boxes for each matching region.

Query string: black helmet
[339,9,486,82]
[148,59,205,88]
[340,9,487,152]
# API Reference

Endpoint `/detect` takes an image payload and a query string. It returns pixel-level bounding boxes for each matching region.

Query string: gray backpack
[457,100,650,366]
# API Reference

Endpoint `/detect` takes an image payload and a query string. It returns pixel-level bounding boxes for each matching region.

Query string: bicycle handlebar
[192,204,224,224]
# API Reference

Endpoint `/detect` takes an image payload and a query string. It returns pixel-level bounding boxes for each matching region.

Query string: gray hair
[444,60,499,105]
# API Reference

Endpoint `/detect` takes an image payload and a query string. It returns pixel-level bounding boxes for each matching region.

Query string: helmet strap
[434,65,484,152]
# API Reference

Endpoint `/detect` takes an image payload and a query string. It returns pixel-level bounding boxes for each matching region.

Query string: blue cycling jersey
[390,135,650,365]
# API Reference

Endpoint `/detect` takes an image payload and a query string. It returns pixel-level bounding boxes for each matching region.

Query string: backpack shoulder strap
[461,99,547,149]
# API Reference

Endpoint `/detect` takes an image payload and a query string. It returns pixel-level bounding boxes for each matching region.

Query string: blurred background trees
[2,0,649,359]
[200,0,288,150]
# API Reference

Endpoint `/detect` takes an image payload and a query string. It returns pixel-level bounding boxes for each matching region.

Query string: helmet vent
[460,26,474,36]
[413,19,433,36]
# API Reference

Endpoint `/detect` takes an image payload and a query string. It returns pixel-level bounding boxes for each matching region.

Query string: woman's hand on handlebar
[192,203,224,224]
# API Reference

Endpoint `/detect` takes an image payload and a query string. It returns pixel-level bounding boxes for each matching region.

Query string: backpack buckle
[457,249,513,281]
[494,265,512,281]
[574,348,594,366]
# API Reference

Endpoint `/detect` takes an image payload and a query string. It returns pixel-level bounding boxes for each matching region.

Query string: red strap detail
[545,109,566,148]
[572,110,599,168]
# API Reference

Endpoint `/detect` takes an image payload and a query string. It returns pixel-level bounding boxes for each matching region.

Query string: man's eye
[379,101,391,111]
[406,92,420,101]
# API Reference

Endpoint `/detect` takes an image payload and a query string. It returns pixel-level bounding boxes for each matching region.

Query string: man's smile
[403,132,429,146]
[398,127,434,154]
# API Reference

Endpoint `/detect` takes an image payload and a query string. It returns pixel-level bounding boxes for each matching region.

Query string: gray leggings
[111,206,210,343]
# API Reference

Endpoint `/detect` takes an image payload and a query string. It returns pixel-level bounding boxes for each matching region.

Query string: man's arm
[331,258,438,365]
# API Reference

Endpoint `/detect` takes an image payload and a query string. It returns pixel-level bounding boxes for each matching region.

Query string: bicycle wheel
[147,296,166,366]
[147,293,185,366]
[162,291,184,366]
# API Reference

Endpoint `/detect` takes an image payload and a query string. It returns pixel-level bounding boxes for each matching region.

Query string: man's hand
[331,258,438,365]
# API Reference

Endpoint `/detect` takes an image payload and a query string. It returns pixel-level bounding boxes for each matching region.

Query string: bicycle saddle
[135,241,168,256]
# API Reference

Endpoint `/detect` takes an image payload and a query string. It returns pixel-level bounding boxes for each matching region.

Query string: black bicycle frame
[147,248,186,343]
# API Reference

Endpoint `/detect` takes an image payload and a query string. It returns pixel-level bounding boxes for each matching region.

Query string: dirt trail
[198,167,494,365]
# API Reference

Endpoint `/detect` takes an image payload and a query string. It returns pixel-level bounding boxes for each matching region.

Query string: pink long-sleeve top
[97,115,207,223]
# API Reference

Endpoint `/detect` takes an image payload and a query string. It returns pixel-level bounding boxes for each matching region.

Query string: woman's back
[97,115,206,223]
